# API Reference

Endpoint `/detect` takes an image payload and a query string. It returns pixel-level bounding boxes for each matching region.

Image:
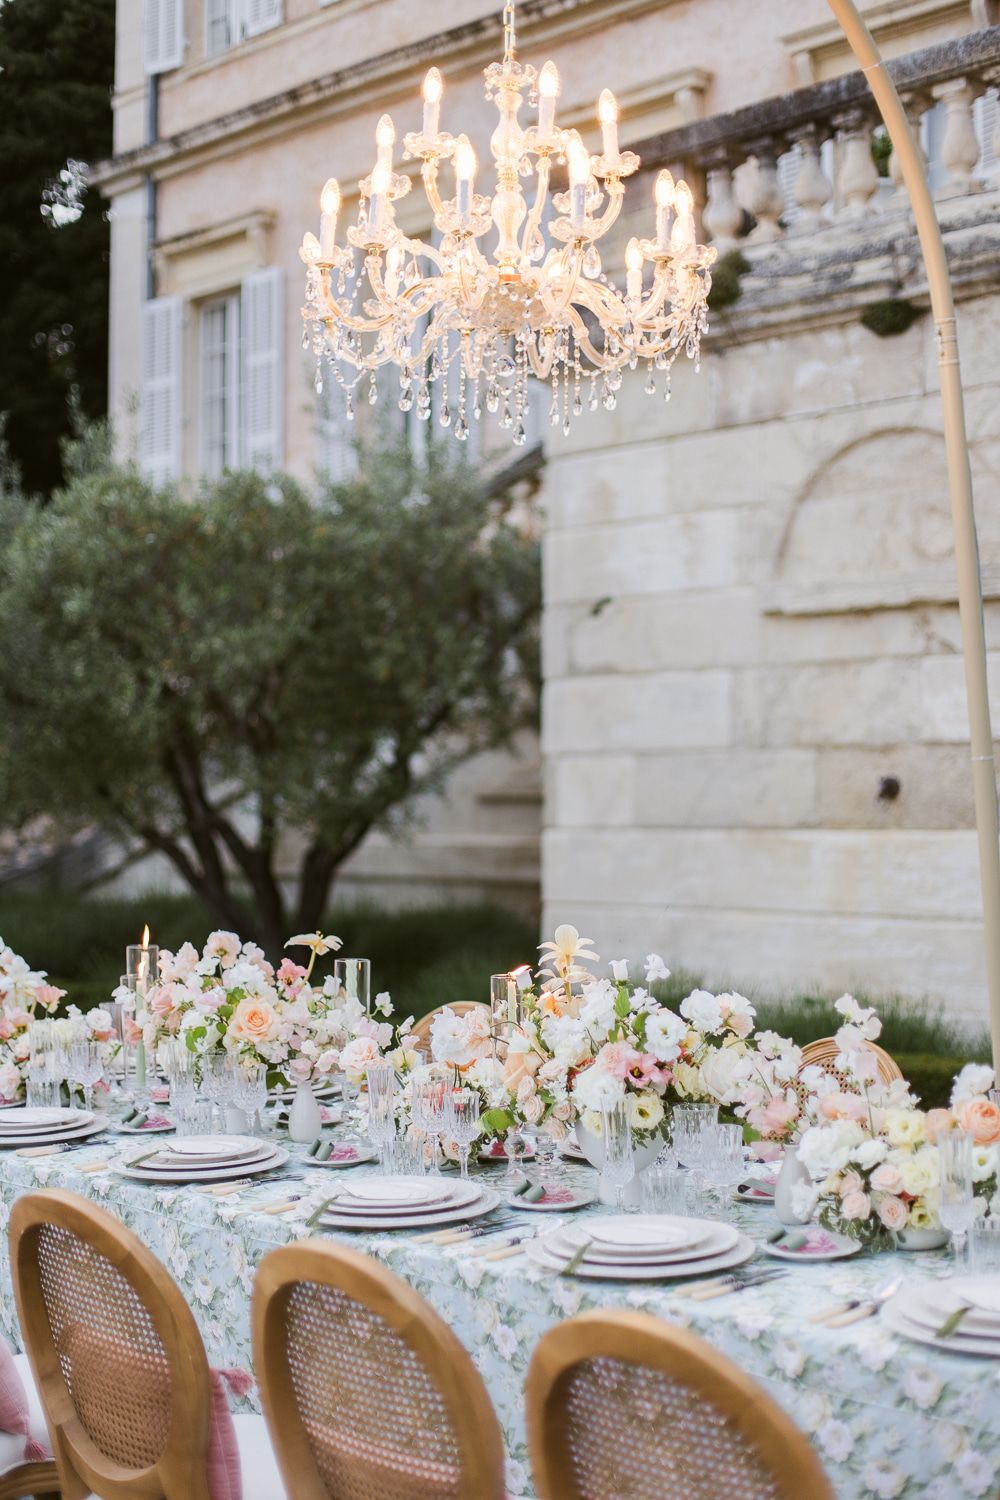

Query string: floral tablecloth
[0,1138,997,1500]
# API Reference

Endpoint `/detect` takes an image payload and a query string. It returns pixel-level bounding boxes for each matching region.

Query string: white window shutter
[140,296,182,485]
[144,0,184,74]
[975,88,998,175]
[240,0,283,39]
[317,383,358,482]
[241,268,284,472]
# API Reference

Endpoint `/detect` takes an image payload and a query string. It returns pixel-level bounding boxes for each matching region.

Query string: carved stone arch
[765,423,1000,615]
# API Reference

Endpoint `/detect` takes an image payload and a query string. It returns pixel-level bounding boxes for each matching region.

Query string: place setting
[880,1277,1000,1356]
[311,1173,502,1232]
[112,1134,289,1183]
[0,1106,108,1152]
[523,1214,757,1282]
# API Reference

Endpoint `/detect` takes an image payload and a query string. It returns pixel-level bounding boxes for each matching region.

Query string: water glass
[939,1128,975,1261]
[232,1061,269,1135]
[366,1062,397,1171]
[703,1123,745,1215]
[161,1040,197,1130]
[969,1216,1000,1274]
[445,1088,481,1180]
[27,1021,56,1107]
[601,1098,635,1213]
[640,1164,688,1216]
[394,1134,425,1175]
[411,1068,447,1174]
[524,1119,560,1182]
[69,1039,104,1114]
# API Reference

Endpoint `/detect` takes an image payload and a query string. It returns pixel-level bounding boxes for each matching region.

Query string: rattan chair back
[9,1188,217,1500]
[253,1239,505,1500]
[798,1036,903,1091]
[527,1310,834,1500]
[407,1002,490,1054]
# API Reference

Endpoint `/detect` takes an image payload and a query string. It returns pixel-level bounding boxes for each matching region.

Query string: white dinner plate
[162,1135,263,1161]
[525,1231,757,1281]
[947,1277,1000,1317]
[319,1188,501,1232]
[586,1215,703,1252]
[557,1216,731,1264]
[113,1146,289,1184]
[328,1181,483,1216]
[0,1120,108,1150]
[123,1141,277,1173]
[503,1186,596,1212]
[881,1295,1000,1357]
[891,1284,1000,1340]
[0,1107,91,1130]
[338,1177,457,1207]
[762,1229,861,1262]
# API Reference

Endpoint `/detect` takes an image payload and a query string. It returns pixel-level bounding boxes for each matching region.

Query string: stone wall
[541,265,1000,1022]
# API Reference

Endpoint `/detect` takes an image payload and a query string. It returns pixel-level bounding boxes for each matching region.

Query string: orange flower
[229,997,278,1045]
[957,1096,1000,1145]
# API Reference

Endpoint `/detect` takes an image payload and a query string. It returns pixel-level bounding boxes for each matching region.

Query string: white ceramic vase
[287,1081,322,1144]
[224,1105,250,1136]
[575,1120,662,1209]
[773,1149,815,1225]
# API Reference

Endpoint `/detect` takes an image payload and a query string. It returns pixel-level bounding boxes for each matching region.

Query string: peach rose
[876,1194,907,1231]
[503,1051,541,1091]
[841,1190,871,1221]
[924,1108,955,1142]
[957,1097,1000,1146]
[870,1162,903,1195]
[229,997,278,1045]
[522,1093,544,1126]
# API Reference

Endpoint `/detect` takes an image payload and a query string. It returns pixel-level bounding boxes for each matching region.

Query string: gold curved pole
[827,0,1000,1063]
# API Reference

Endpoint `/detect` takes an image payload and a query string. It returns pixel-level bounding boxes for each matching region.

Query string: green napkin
[521,1183,545,1203]
[315,1141,334,1162]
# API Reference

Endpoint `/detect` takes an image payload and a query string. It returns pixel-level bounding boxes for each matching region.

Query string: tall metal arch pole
[827,0,1000,1065]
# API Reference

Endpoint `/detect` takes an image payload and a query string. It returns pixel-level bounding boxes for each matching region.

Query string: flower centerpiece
[0,937,66,1102]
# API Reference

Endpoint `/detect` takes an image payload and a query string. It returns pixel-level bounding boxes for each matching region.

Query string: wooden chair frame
[9,1189,217,1500]
[526,1310,834,1500]
[407,1002,491,1054]
[798,1037,903,1087]
[0,1458,60,1500]
[252,1238,506,1500]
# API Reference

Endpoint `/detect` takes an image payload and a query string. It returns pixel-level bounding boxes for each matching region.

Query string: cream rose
[870,1162,903,1195]
[521,1093,545,1126]
[841,1190,871,1221]
[228,996,279,1045]
[875,1194,907,1232]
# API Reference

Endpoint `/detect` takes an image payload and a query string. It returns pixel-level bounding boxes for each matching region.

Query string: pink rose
[957,1097,1000,1146]
[838,1170,863,1199]
[339,1036,380,1080]
[522,1094,544,1125]
[876,1194,907,1231]
[924,1108,954,1142]
[516,1075,537,1107]
[870,1162,903,1194]
[841,1190,871,1222]
[552,1102,572,1122]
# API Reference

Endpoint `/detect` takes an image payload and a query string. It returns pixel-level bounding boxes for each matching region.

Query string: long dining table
[0,1129,995,1500]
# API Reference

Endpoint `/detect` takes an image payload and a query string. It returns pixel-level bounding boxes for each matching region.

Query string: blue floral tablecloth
[0,1135,997,1500]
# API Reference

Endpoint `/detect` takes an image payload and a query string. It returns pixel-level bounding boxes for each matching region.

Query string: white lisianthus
[852,1137,889,1171]
[628,1092,664,1132]
[971,1144,999,1184]
[609,959,629,982]
[885,1110,925,1148]
[644,954,671,984]
[679,989,723,1034]
[578,979,618,1035]
[643,1008,687,1064]
[573,1064,626,1113]
[700,1046,753,1106]
[798,1120,865,1181]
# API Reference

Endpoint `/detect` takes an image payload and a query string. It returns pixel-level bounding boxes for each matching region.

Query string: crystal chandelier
[300,0,716,446]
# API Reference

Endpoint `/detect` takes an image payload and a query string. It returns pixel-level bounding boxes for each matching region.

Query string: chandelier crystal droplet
[300,0,717,446]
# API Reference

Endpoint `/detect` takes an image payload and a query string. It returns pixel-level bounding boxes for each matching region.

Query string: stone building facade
[96,0,1000,1017]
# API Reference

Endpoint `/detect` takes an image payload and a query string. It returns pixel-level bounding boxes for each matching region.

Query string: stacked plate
[0,1107,106,1150]
[316,1174,501,1231]
[525,1214,755,1280]
[883,1277,1000,1356]
[114,1134,289,1183]
[271,1080,341,1103]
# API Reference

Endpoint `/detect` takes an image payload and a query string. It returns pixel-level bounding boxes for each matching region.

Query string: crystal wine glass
[601,1098,635,1213]
[366,1061,397,1172]
[445,1087,481,1180]
[233,1062,269,1136]
[69,1039,104,1114]
[939,1128,975,1262]
[162,1039,197,1133]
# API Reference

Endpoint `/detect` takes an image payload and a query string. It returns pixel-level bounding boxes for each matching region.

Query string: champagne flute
[445,1088,481,1180]
[939,1128,975,1262]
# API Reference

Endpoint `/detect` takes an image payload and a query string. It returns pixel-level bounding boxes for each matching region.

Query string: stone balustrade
[634,27,1000,251]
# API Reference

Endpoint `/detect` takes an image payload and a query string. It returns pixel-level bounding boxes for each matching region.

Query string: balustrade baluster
[834,108,880,219]
[931,76,984,197]
[745,137,786,243]
[790,124,833,233]
[701,146,743,250]
[889,90,931,198]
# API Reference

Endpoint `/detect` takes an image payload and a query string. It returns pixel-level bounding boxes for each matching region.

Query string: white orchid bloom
[285,932,343,956]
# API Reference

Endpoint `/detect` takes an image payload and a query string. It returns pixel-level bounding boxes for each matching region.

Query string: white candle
[598,89,620,165]
[369,161,390,232]
[671,179,695,252]
[422,68,443,138]
[376,114,395,169]
[567,138,590,231]
[538,61,559,141]
[319,177,340,261]
[625,236,644,300]
[455,138,476,221]
[655,169,674,250]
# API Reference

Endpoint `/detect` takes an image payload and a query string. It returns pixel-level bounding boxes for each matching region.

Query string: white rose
[952,1062,996,1109]
[700,1046,753,1106]
[573,1065,625,1112]
[680,989,724,1034]
[852,1138,889,1171]
[643,1007,686,1064]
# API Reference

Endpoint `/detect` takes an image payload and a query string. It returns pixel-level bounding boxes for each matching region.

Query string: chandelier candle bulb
[655,169,675,249]
[671,179,695,252]
[567,137,590,229]
[537,61,559,140]
[598,89,620,166]
[369,161,390,233]
[455,138,476,220]
[319,178,341,260]
[375,114,396,167]
[422,67,443,137]
[625,236,644,300]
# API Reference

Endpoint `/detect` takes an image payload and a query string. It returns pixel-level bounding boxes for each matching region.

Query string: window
[144,0,184,74]
[205,0,283,56]
[200,294,242,477]
[140,297,182,484]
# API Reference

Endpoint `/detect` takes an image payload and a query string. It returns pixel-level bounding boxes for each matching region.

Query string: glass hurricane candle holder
[333,958,371,1015]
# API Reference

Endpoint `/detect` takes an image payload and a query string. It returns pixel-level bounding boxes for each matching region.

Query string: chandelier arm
[319,297,396,336]
[585,180,626,242]
[520,155,553,262]
[398,234,447,272]
[526,335,556,380]
[421,159,447,219]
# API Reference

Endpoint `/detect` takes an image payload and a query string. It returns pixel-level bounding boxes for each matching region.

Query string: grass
[0,890,989,1106]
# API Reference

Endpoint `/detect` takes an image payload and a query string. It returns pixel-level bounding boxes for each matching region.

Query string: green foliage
[860,298,920,338]
[0,443,541,951]
[0,890,538,1019]
[706,250,751,311]
[894,1054,970,1110]
[0,0,115,494]
[871,126,892,179]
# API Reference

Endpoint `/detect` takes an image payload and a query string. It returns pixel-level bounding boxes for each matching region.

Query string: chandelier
[300,0,716,446]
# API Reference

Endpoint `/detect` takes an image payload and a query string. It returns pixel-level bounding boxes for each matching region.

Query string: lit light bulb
[598,89,620,164]
[671,179,695,252]
[538,60,560,140]
[625,235,644,300]
[422,67,443,136]
[376,113,396,168]
[674,179,694,215]
[319,178,340,259]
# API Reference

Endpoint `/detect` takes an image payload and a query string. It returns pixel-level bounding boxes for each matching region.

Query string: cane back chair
[798,1037,903,1090]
